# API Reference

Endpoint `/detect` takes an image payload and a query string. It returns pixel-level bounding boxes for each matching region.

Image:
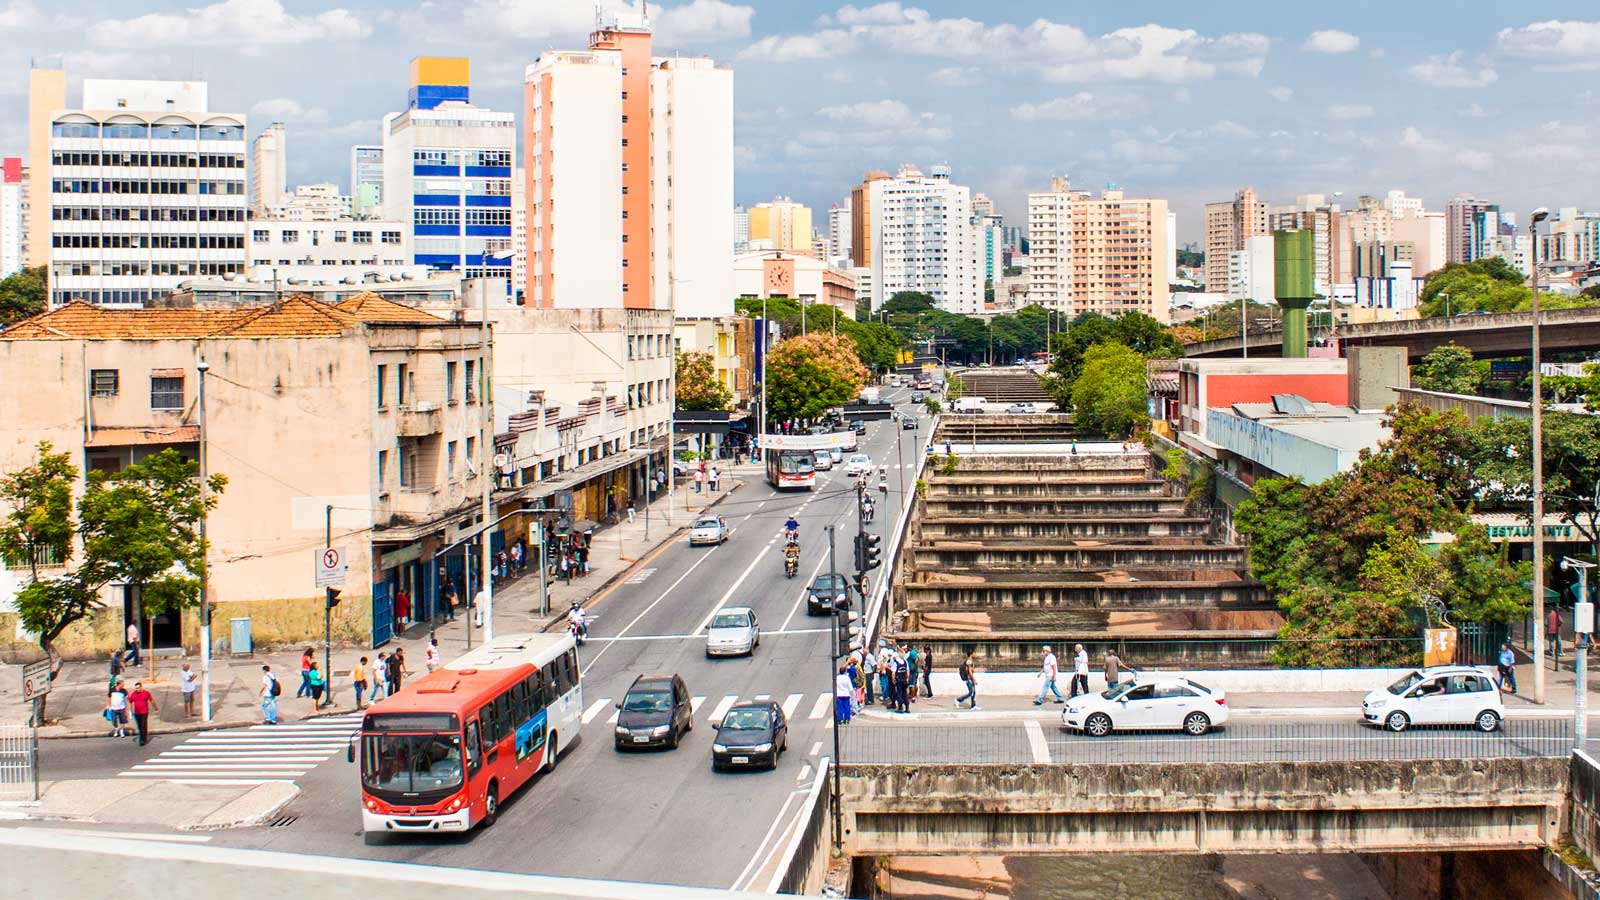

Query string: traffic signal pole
[323,504,334,708]
[826,524,842,849]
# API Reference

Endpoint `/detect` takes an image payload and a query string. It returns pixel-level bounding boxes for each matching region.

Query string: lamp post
[1562,557,1595,747]
[196,357,212,722]
[1531,206,1550,703]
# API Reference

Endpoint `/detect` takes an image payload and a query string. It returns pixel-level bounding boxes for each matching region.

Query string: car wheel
[1084,713,1113,737]
[667,728,679,750]
[1475,710,1501,733]
[1182,712,1211,736]
[483,783,499,826]
[1385,711,1410,733]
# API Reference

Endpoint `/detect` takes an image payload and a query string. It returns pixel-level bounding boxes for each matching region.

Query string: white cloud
[251,98,329,124]
[446,0,590,40]
[1456,149,1494,171]
[1327,103,1374,120]
[1302,29,1359,54]
[928,66,978,87]
[1010,93,1103,122]
[832,2,915,26]
[0,1,38,30]
[818,99,915,126]
[807,99,951,148]
[1267,85,1294,102]
[327,118,382,140]
[1039,24,1269,83]
[654,0,754,44]
[1459,102,1490,118]
[733,145,757,169]
[1211,119,1257,140]
[1400,125,1493,172]
[91,0,369,47]
[1409,51,1498,88]
[1497,20,1600,70]
[738,30,853,61]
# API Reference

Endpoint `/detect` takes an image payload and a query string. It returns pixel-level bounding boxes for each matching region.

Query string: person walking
[693,467,705,494]
[709,466,721,492]
[426,634,441,672]
[1497,643,1518,694]
[369,653,388,702]
[307,661,325,707]
[627,501,636,525]
[352,656,370,709]
[125,621,141,667]
[390,648,409,693]
[1069,643,1090,698]
[126,681,157,746]
[892,652,911,713]
[1033,645,1065,705]
[920,644,935,698]
[834,665,855,725]
[862,646,877,705]
[442,579,458,622]
[260,665,280,725]
[296,648,315,699]
[906,644,920,702]
[955,653,979,710]
[1104,649,1123,689]
[1548,607,1564,662]
[106,681,129,738]
[395,589,411,631]
[179,662,198,718]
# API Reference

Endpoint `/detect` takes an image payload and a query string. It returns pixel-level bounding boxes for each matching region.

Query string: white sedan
[1360,666,1504,732]
[844,454,874,477]
[1061,677,1229,736]
[688,515,729,546]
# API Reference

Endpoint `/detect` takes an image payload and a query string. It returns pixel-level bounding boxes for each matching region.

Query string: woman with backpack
[260,665,280,725]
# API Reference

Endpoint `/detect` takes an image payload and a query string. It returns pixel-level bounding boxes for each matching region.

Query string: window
[397,364,408,406]
[376,365,387,407]
[150,376,184,410]
[398,440,413,487]
[446,361,458,402]
[90,369,119,397]
[464,359,476,402]
[447,440,457,475]
[252,229,269,242]
[353,230,372,244]
[333,231,348,243]
[378,450,388,486]
[466,435,476,463]
[382,231,402,244]
[281,230,298,244]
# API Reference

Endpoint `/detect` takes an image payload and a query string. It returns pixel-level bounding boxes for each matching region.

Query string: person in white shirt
[125,622,141,666]
[862,649,878,704]
[260,665,279,725]
[179,662,199,718]
[368,653,387,701]
[834,665,856,724]
[426,636,442,672]
[1070,644,1090,698]
[1033,645,1065,705]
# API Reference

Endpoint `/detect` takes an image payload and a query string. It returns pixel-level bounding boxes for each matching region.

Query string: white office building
[1027,179,1073,310]
[828,199,851,265]
[869,164,981,315]
[250,122,286,215]
[733,205,749,254]
[1227,234,1274,301]
[247,218,411,273]
[0,159,24,278]
[48,79,247,307]
[350,145,383,218]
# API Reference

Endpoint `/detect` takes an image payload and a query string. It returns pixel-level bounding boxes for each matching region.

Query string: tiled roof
[0,294,447,341]
[85,425,200,448]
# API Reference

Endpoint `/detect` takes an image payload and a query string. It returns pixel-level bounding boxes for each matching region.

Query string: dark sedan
[614,673,693,751]
[806,573,852,615]
[712,701,788,771]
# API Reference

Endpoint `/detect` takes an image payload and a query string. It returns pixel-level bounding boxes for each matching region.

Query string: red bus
[765,448,817,491]
[356,632,582,839]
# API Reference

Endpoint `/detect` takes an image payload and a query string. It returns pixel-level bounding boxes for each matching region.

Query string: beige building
[674,316,755,410]
[1203,187,1267,293]
[25,67,65,270]
[0,294,495,658]
[748,197,813,254]
[1068,187,1170,322]
[850,170,889,268]
[733,249,858,320]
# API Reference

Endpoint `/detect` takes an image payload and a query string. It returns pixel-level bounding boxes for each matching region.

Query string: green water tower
[1274,229,1316,358]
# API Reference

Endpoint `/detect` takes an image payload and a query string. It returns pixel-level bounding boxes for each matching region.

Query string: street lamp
[196,357,212,722]
[1532,205,1550,704]
[1560,557,1594,746]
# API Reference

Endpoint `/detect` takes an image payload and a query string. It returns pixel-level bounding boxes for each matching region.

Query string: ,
[711,700,788,771]
[354,632,581,842]
[688,514,729,546]
[615,673,693,751]
[1060,676,1229,737]
[1361,666,1504,733]
[706,606,760,658]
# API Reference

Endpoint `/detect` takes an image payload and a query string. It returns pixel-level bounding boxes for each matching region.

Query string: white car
[1061,676,1229,737]
[844,454,873,477]
[811,450,834,470]
[706,606,760,658]
[1361,666,1504,732]
[688,515,729,546]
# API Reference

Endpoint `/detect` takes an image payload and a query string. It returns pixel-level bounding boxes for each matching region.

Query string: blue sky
[9,0,1600,243]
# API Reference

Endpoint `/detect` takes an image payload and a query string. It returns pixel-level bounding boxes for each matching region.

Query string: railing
[0,722,38,801]
[1571,750,1600,862]
[840,719,1575,767]
[769,759,831,895]
[865,417,932,647]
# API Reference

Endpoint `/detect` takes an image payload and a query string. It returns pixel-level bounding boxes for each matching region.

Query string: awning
[86,425,199,448]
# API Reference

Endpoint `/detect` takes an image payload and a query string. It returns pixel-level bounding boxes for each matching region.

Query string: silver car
[689,514,729,546]
[706,606,760,657]
[811,450,834,470]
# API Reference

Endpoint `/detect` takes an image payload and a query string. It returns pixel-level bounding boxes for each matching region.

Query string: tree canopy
[674,350,732,411]
[737,296,901,372]
[0,266,47,329]
[1068,342,1149,437]
[1413,257,1590,318]
[763,332,870,422]
[1411,343,1488,395]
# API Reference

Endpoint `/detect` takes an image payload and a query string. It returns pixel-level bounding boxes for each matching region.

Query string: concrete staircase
[955,368,1053,402]
[933,415,1088,444]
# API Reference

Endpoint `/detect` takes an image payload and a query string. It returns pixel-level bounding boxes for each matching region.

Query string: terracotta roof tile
[0,295,444,341]
[334,292,446,325]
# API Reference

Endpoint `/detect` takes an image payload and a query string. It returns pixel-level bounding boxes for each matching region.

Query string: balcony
[396,403,442,436]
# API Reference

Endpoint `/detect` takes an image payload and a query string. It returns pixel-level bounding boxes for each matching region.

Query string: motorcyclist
[783,541,800,576]
[567,602,588,641]
[861,494,875,523]
[784,515,800,545]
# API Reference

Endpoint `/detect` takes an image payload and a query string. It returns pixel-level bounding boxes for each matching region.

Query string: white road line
[586,541,724,670]
[781,693,803,719]
[691,695,707,714]
[708,695,738,725]
[119,778,295,786]
[19,828,213,843]
[124,767,311,775]
[796,762,812,783]
[754,694,770,702]
[584,633,696,643]
[606,707,620,726]
[808,695,831,720]
[157,755,330,762]
[780,552,829,631]
[730,788,806,892]
[809,741,822,757]
[690,539,771,637]
[1024,719,1051,764]
[768,628,827,636]
[582,698,612,724]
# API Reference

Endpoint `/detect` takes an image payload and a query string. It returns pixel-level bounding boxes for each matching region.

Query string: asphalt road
[32,386,925,892]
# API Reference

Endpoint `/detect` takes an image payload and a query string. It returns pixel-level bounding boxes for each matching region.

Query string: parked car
[844,454,873,476]
[711,700,788,771]
[811,450,834,470]
[1005,403,1034,415]
[688,514,729,546]
[706,606,760,658]
[1360,666,1504,732]
[850,420,867,435]
[1061,676,1229,737]
[615,674,694,751]
[672,459,690,477]
[806,573,853,615]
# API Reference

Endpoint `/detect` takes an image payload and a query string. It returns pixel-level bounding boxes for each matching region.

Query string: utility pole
[323,504,333,708]
[479,288,495,643]
[197,357,212,722]
[1532,207,1550,703]
[1563,557,1594,748]
[826,524,842,850]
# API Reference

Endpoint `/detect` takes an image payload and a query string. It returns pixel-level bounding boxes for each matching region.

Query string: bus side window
[558,653,576,694]
[494,694,511,735]
[481,703,499,747]
[566,647,580,680]
[542,663,559,705]
[464,721,481,773]
[511,682,527,723]
[528,673,546,715]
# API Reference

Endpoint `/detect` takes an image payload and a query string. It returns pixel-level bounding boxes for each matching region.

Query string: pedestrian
[559,554,571,583]
[846,657,862,715]
[834,664,855,724]
[426,634,441,672]
[862,646,877,705]
[352,656,369,708]
[1071,439,1079,456]
[878,642,893,705]
[920,644,935,698]
[369,652,388,701]
[510,541,523,573]
[260,665,279,724]
[892,652,911,713]
[442,579,458,621]
[1069,643,1090,698]
[472,586,488,627]
[125,621,141,667]
[396,589,411,630]
[106,681,129,737]
[307,661,325,705]
[296,648,314,699]
[1497,643,1518,694]
[1033,644,1065,705]
[955,653,979,709]
[578,544,591,576]
[1104,649,1123,689]
[107,651,123,688]
[390,648,408,693]
[126,681,157,746]
[906,644,920,701]
[627,502,636,525]
[1548,607,1564,661]
[497,549,509,581]
[709,466,721,492]
[179,662,198,718]
[693,467,705,493]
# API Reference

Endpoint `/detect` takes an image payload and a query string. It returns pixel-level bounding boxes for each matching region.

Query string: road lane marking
[796,762,812,783]
[607,707,620,726]
[780,552,829,631]
[19,828,213,843]
[782,693,803,719]
[690,538,772,637]
[808,696,831,720]
[582,699,611,724]
[708,695,738,725]
[731,788,806,892]
[122,778,295,786]
[1024,719,1051,763]
[809,741,822,756]
[691,695,707,714]
[586,541,724,670]
[622,567,657,585]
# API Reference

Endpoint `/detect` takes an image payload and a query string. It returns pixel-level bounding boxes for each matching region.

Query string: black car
[806,573,852,615]
[850,420,867,434]
[712,700,788,771]
[901,416,918,430]
[614,673,694,751]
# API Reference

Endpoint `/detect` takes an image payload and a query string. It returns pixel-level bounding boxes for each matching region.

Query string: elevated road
[1185,305,1600,361]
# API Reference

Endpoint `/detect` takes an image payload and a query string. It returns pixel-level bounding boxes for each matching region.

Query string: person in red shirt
[126,681,158,746]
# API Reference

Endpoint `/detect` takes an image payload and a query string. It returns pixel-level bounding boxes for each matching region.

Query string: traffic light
[858,532,882,571]
[835,607,863,656]
[326,587,342,609]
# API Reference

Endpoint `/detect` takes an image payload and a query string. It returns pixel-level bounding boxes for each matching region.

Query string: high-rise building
[0,158,24,278]
[1541,208,1600,267]
[733,206,749,254]
[259,183,353,221]
[1226,234,1274,302]
[1203,187,1267,293]
[48,79,247,306]
[251,122,287,215]
[524,11,733,316]
[1001,224,1026,255]
[850,170,889,268]
[972,192,995,219]
[1027,177,1074,310]
[1446,194,1500,265]
[748,197,812,253]
[869,164,982,315]
[1029,177,1170,320]
[382,57,515,280]
[978,215,1003,287]
[25,67,66,270]
[828,199,851,264]
[1268,195,1343,296]
[511,166,526,301]
[350,145,383,217]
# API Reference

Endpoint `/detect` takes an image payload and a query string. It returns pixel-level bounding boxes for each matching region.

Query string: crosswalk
[582,692,823,727]
[118,713,362,786]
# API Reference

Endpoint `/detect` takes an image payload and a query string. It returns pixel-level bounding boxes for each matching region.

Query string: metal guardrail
[863,418,932,648]
[769,759,832,895]
[0,722,38,800]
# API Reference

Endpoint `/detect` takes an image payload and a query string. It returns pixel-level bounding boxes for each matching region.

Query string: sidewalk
[0,478,743,739]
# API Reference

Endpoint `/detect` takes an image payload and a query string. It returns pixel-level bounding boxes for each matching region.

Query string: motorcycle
[568,610,591,646]
[784,553,799,578]
[861,499,875,524]
[784,528,799,546]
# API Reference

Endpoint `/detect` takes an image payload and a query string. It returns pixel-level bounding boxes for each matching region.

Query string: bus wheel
[484,783,499,826]
[544,734,560,773]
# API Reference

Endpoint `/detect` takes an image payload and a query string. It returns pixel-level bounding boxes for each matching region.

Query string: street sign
[315,546,347,588]
[20,659,51,702]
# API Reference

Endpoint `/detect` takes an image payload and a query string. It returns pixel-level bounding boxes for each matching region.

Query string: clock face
[767,265,791,292]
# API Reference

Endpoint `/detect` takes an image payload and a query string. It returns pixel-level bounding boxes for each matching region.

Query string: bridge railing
[768,758,832,895]
[840,718,1573,766]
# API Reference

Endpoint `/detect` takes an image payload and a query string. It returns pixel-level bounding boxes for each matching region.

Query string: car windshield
[694,518,719,528]
[1101,681,1139,700]
[1387,671,1423,695]
[711,612,750,629]
[813,575,844,591]
[721,708,771,730]
[361,733,463,795]
[850,456,869,464]
[624,690,673,713]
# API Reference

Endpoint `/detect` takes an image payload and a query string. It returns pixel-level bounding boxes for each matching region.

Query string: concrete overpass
[1184,306,1600,362]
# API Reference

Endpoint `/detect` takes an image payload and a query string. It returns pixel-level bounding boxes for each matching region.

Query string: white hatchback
[844,454,873,477]
[1061,676,1229,737]
[1361,666,1504,732]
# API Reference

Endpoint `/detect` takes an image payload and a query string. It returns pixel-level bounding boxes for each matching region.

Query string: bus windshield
[778,452,814,475]
[362,733,465,796]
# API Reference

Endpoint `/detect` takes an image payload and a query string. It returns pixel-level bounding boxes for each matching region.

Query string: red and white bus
[356,632,582,838]
[765,448,817,491]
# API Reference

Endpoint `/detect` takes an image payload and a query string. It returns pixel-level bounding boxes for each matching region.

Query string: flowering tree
[675,351,732,411]
[764,332,870,421]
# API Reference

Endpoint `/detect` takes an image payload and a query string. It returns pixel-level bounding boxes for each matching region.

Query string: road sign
[315,546,347,588]
[20,659,51,702]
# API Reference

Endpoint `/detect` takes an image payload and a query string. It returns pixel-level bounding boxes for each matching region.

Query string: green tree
[1175,248,1204,268]
[1416,257,1549,317]
[763,332,870,422]
[1232,477,1313,596]
[880,291,936,317]
[1474,412,1600,553]
[1412,342,1487,395]
[79,449,225,679]
[0,266,47,328]
[736,297,903,373]
[674,350,732,411]
[1069,342,1149,437]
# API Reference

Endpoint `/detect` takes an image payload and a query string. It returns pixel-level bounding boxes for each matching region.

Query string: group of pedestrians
[103,673,158,746]
[1034,643,1124,705]
[260,647,411,724]
[691,463,722,493]
[834,641,937,722]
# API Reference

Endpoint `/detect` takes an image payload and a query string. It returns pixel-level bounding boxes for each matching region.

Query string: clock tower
[761,256,795,298]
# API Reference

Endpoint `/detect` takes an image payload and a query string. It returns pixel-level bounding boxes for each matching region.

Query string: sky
[7,0,1600,244]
